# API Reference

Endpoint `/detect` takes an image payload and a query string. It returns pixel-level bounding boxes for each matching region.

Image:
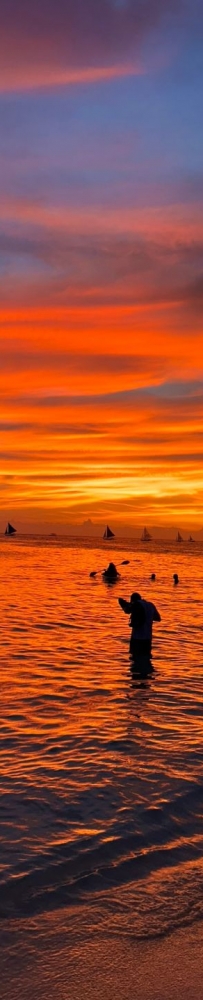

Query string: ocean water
[0,534,203,943]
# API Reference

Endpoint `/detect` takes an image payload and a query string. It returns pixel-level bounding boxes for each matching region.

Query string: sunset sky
[0,0,203,532]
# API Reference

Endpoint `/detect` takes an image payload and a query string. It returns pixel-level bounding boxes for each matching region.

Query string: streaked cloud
[0,0,202,528]
[0,0,183,91]
[0,209,203,312]
[0,64,142,95]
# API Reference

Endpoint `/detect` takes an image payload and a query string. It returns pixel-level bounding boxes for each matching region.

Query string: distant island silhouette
[1,517,202,540]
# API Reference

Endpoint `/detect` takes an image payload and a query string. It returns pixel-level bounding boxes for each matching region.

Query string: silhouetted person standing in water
[118,591,161,659]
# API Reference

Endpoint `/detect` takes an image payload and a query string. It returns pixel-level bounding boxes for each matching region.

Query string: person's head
[130,592,146,627]
[108,562,117,573]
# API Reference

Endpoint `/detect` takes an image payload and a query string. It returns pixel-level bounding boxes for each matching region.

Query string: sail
[176,531,183,542]
[188,535,194,542]
[141,527,152,541]
[103,525,115,539]
[5,522,16,535]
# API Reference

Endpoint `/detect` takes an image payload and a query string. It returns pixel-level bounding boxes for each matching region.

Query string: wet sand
[0,911,203,1000]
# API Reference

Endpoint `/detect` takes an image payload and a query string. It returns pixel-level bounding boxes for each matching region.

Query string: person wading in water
[118,591,161,659]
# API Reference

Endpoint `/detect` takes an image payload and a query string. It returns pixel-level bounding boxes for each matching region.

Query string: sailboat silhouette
[176,531,183,542]
[5,522,16,536]
[103,525,115,539]
[141,527,152,542]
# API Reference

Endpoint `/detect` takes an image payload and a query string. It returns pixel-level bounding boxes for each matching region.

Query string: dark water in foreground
[0,535,203,942]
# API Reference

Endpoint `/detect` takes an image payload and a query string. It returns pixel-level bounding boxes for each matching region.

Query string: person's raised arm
[152,604,161,622]
[118,597,132,615]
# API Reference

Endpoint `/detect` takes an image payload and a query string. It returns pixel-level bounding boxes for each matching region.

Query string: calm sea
[0,535,203,941]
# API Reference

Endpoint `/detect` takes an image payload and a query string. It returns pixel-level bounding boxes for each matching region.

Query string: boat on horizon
[176,531,183,542]
[5,522,16,536]
[141,527,152,542]
[103,525,115,539]
[188,535,194,542]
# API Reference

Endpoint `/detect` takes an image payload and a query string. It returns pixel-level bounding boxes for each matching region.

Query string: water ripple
[0,536,203,937]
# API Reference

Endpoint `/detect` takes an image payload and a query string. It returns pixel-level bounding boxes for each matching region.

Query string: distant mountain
[82,519,96,530]
[75,519,101,535]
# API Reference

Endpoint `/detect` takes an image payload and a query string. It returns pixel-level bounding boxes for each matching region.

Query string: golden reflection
[1,536,203,929]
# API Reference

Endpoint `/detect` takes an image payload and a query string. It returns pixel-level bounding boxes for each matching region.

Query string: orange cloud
[0,308,203,530]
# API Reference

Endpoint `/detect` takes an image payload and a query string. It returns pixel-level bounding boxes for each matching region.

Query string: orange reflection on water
[0,535,203,930]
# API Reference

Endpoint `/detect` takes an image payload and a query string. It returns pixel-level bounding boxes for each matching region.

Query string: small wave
[2,780,203,921]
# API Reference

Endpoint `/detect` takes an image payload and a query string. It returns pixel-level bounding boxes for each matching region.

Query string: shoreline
[0,910,203,1000]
